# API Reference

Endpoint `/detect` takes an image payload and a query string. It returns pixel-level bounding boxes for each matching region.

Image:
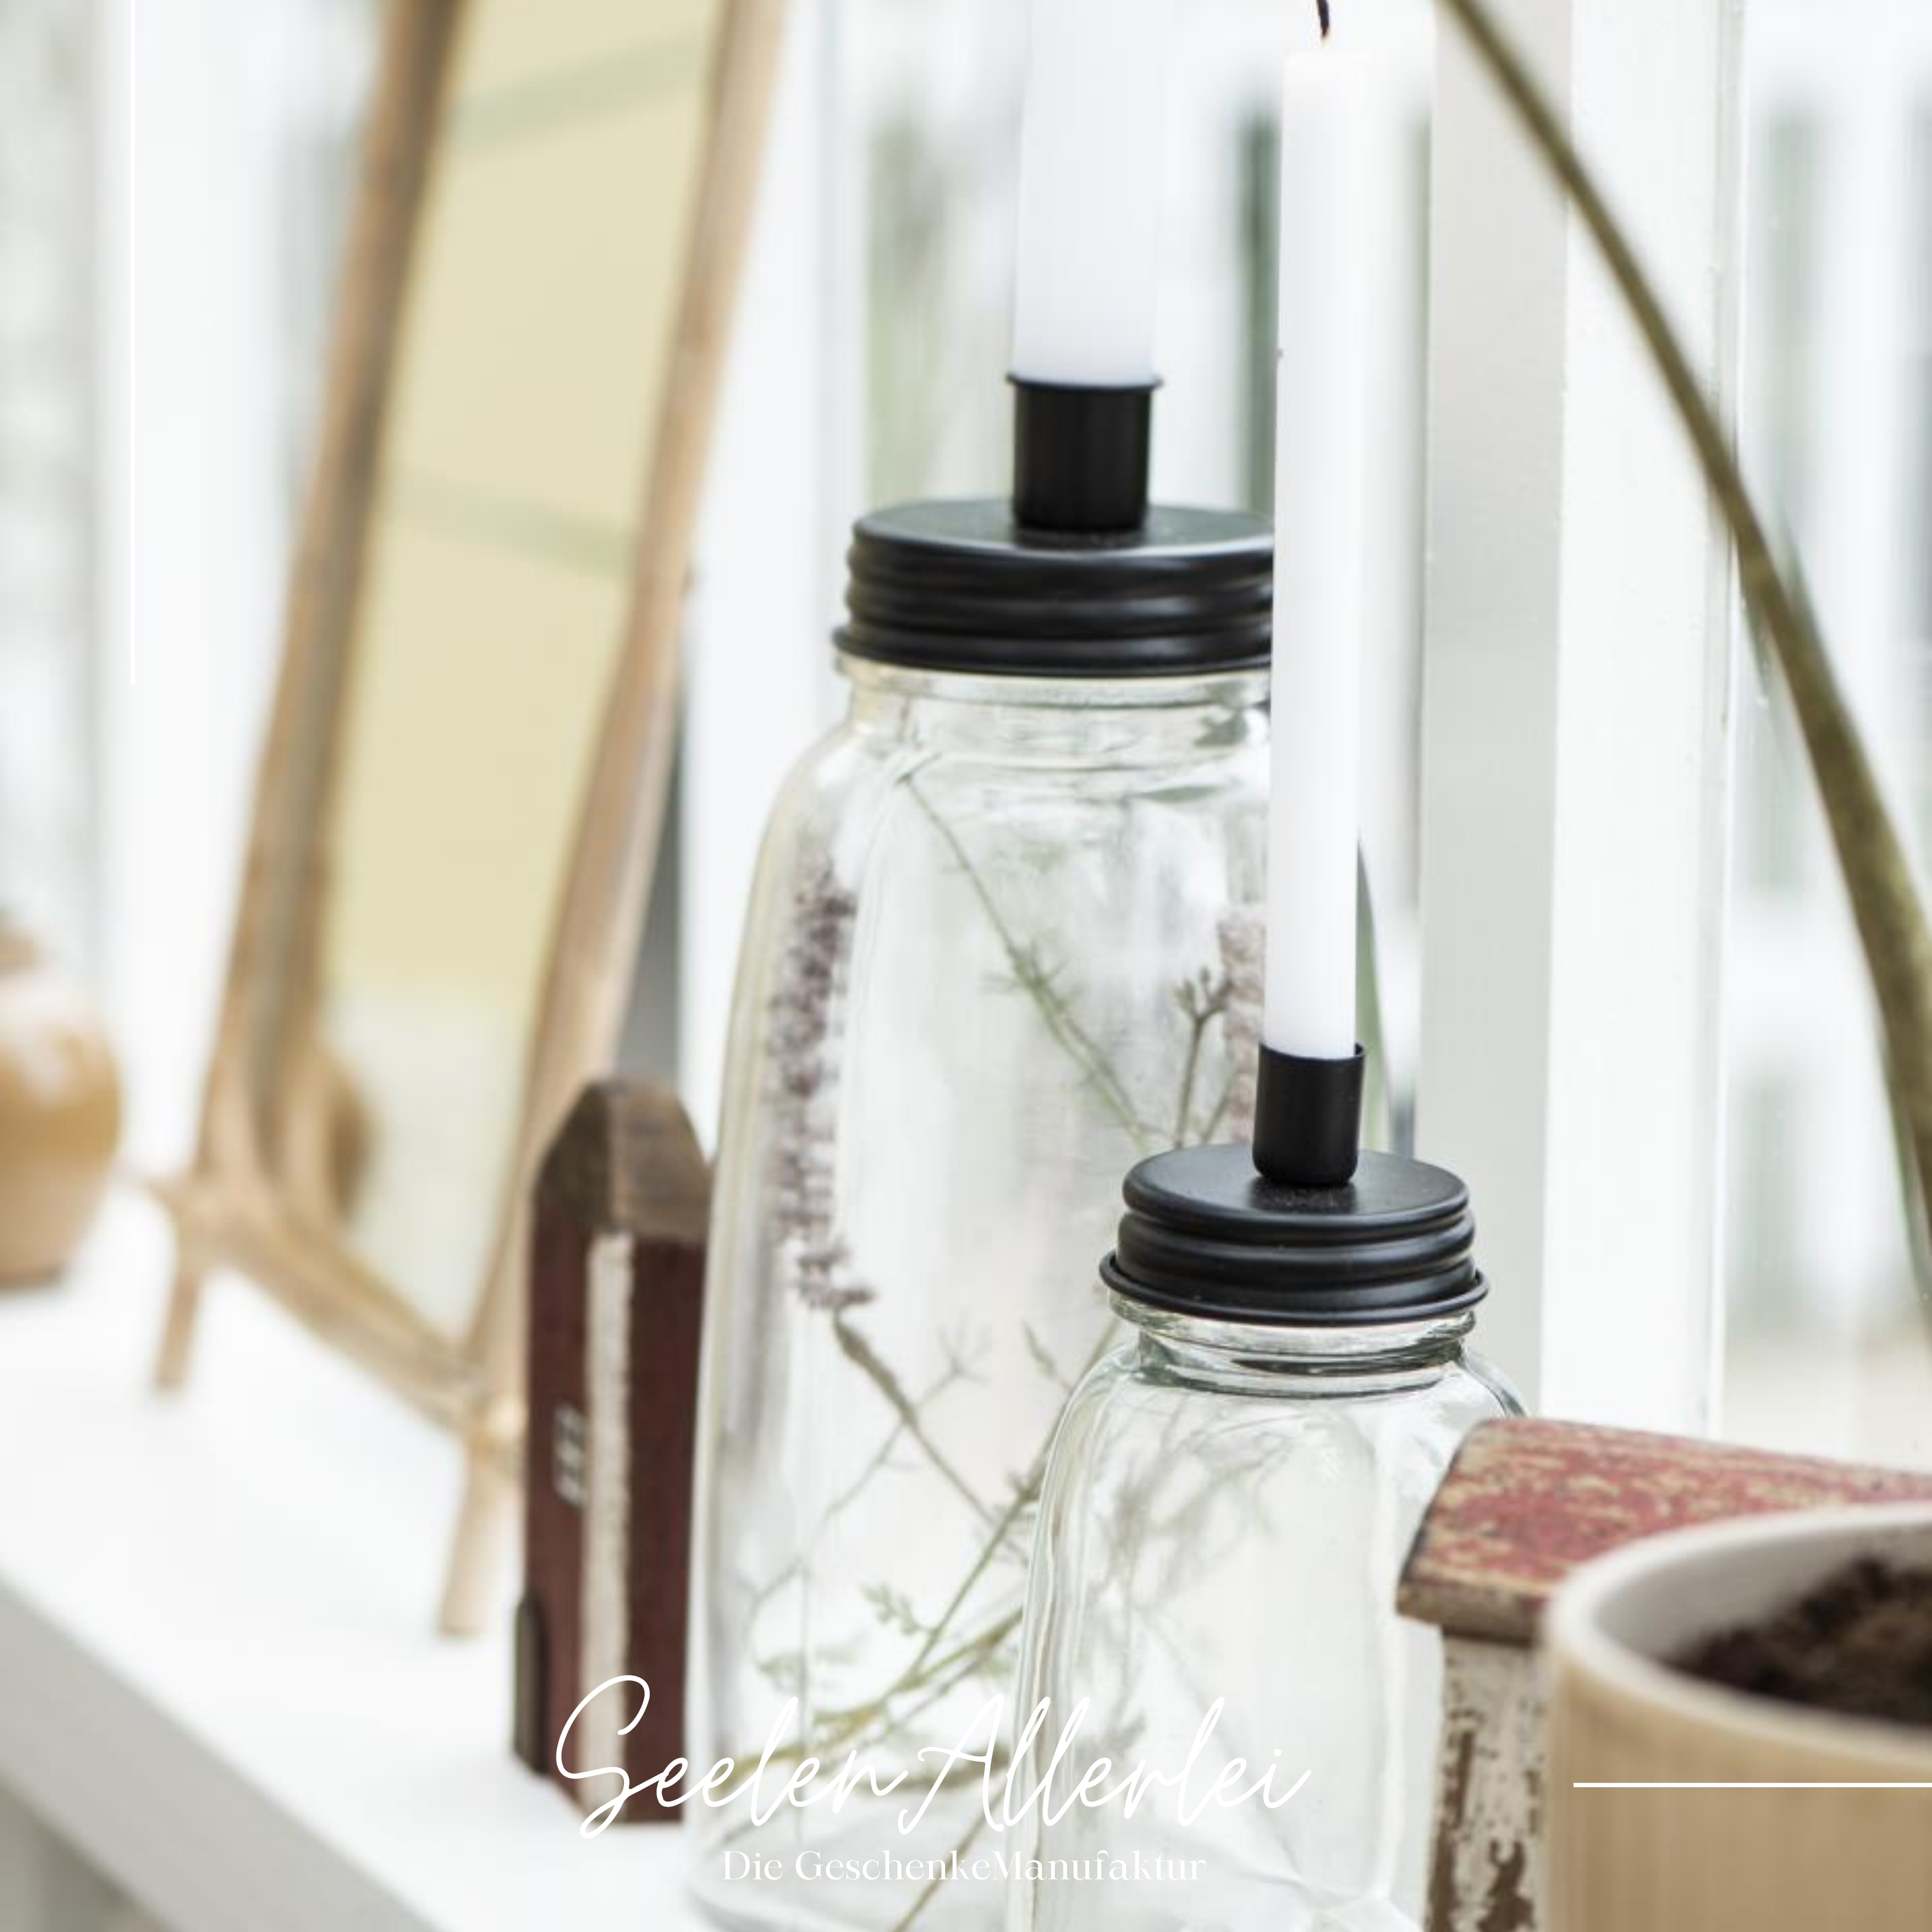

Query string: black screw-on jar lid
[835,378,1273,679]
[1101,1144,1488,1327]
[836,499,1273,679]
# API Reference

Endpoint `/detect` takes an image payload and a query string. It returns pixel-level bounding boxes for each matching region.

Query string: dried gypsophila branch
[1217,906,1265,1140]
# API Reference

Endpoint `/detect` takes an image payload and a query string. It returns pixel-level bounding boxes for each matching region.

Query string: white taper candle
[1012,0,1167,388]
[1267,49,1372,1061]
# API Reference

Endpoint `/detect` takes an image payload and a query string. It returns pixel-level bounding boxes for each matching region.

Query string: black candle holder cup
[1101,1045,1488,1330]
[835,375,1272,681]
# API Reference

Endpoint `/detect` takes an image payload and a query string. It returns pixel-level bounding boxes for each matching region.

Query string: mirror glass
[278,0,725,1336]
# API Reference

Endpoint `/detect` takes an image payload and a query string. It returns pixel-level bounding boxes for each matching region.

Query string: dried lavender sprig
[764,856,876,1314]
[762,855,998,1526]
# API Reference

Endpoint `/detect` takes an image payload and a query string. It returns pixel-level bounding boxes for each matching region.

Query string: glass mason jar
[1005,1147,1521,1932]
[687,641,1271,1929]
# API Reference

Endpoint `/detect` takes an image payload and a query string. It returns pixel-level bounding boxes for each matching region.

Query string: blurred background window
[95,0,373,1164]
[1721,0,1932,1471]
[0,0,101,959]
[1,0,1927,1448]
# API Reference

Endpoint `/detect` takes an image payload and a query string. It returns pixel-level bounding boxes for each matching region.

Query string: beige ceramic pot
[0,922,121,1285]
[1548,1504,1932,1932]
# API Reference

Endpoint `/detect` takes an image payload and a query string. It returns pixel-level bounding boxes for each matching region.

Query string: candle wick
[1317,0,1332,37]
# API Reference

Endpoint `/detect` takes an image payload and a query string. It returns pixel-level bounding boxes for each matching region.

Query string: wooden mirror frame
[152,0,785,1636]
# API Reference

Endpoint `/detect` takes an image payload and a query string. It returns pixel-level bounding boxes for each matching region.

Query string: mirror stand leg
[439,1432,515,1638]
[154,1262,207,1391]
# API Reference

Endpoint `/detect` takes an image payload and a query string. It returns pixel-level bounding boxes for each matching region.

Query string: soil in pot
[1673,1558,1932,1730]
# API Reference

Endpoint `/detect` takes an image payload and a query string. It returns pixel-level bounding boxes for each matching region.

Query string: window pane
[1722,29,1932,1471]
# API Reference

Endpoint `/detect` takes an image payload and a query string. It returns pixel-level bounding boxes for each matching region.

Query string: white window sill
[0,1196,694,1932]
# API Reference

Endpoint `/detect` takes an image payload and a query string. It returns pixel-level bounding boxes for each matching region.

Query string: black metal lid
[834,377,1272,679]
[1102,1144,1488,1327]
[836,499,1273,679]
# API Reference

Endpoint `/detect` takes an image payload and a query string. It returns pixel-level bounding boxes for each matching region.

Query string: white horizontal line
[1574,1783,1932,1790]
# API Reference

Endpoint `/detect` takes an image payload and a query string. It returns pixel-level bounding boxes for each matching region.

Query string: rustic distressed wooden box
[1399,1417,1932,1931]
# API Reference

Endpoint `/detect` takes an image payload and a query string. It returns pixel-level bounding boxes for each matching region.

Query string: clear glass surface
[1006,1301,1520,1932]
[687,659,1271,1931]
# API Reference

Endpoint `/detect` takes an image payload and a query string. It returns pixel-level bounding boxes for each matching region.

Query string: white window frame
[1415,0,1746,1425]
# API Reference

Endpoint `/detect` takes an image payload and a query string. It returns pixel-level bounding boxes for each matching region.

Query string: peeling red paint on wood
[1398,1419,1932,1646]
